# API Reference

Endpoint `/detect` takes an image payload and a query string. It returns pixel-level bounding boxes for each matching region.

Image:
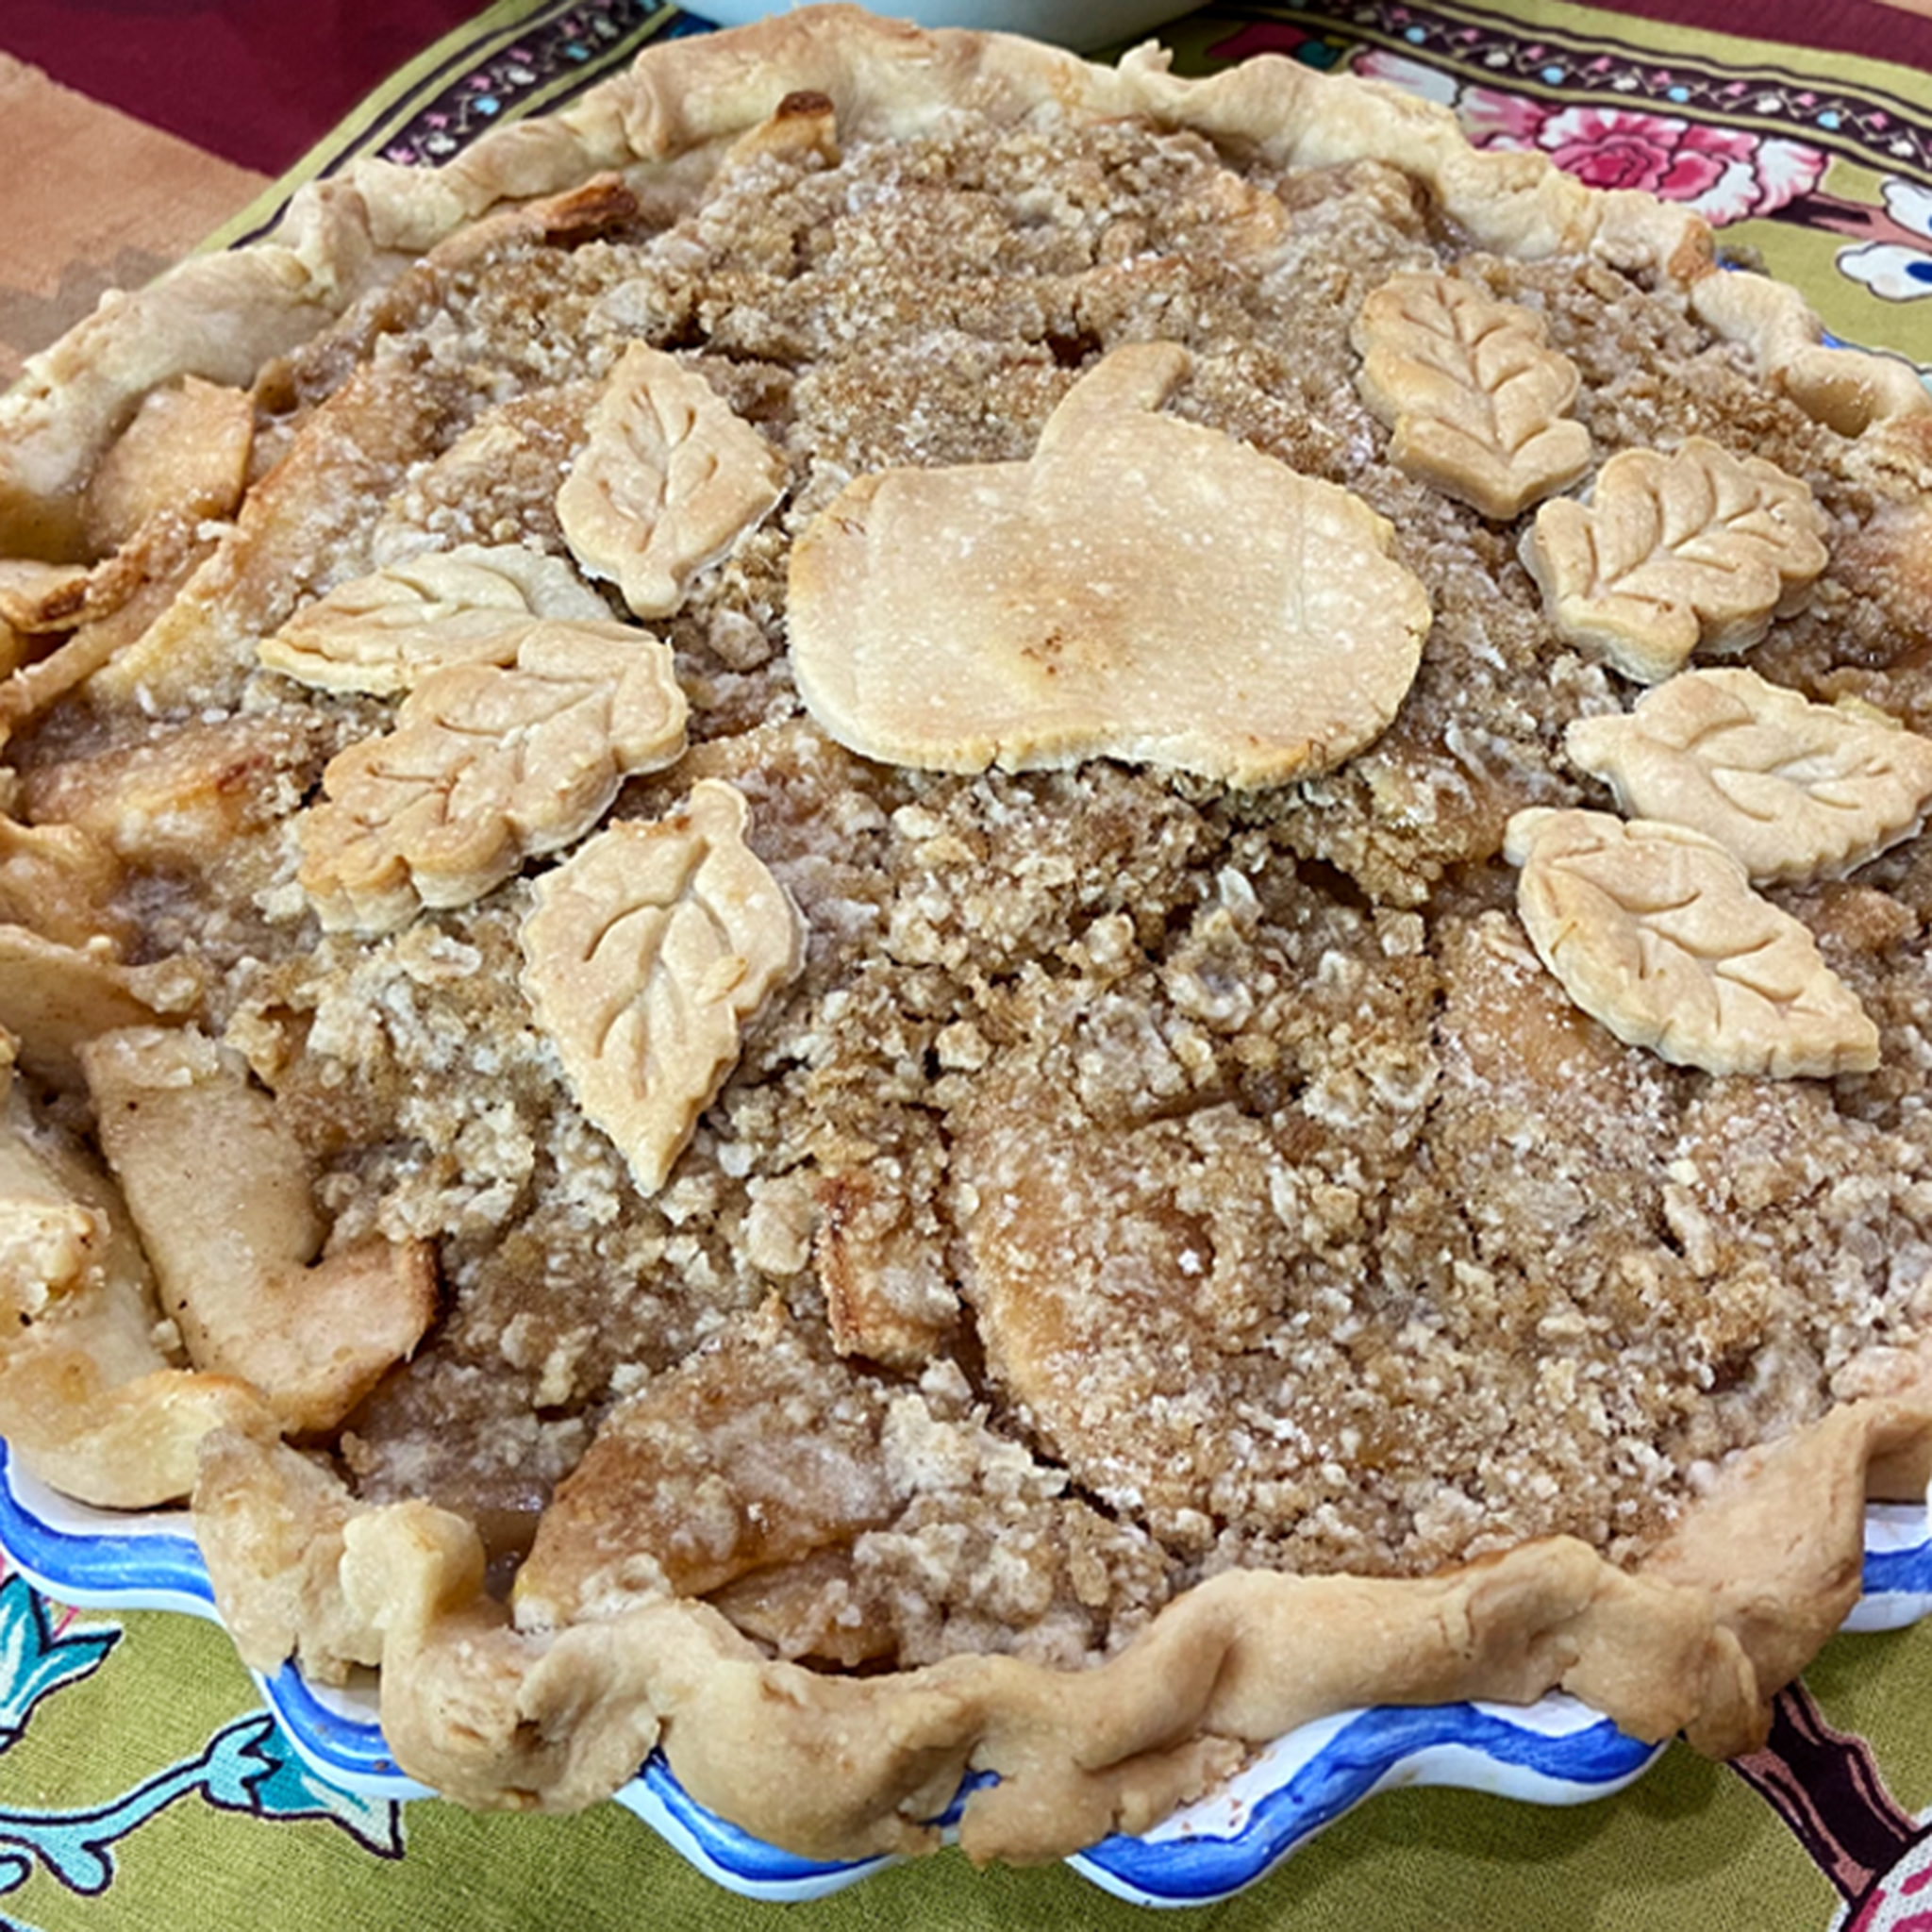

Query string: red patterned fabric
[1606,0,1932,71]
[1,0,485,170]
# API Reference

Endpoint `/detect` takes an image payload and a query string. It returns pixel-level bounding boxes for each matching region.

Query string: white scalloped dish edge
[3,1438,1929,1906]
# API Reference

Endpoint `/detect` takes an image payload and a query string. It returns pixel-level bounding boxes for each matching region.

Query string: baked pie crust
[2,4,1932,1869]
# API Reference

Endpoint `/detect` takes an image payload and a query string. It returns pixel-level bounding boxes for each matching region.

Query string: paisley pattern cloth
[2,1,1931,1926]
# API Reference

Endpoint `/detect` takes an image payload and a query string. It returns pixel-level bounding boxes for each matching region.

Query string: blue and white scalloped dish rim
[1,1435,1928,1907]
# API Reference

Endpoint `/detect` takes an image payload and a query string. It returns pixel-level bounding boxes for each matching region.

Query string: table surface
[1,6,1931,1929]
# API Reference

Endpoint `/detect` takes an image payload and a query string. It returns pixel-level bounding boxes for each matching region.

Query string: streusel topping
[17,108,1932,1678]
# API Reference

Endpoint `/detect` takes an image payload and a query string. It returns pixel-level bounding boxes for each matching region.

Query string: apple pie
[1,4,1931,1866]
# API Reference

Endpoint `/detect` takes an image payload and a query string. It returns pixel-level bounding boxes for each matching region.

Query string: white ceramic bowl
[687,1,1200,51]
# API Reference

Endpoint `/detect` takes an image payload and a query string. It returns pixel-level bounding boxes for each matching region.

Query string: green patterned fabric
[4,3,1931,1925]
[5,1578,1931,1926]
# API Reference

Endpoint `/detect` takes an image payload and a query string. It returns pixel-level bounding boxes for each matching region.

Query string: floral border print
[1208,2,1932,339]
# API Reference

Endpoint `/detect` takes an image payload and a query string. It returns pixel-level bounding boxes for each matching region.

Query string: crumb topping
[17,109,1932,1674]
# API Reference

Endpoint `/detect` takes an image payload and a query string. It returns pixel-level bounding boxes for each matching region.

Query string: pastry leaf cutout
[1566,669,1932,885]
[1505,807,1878,1079]
[1522,439,1829,683]
[298,620,687,933]
[1351,272,1592,520]
[558,342,786,619]
[519,779,803,1195]
[259,544,613,695]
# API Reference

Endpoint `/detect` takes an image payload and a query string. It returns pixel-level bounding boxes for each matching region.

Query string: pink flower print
[1351,47,1464,109]
[1541,106,1729,196]
[1455,83,1549,148]
[1348,52,1827,227]
[1505,105,1827,224]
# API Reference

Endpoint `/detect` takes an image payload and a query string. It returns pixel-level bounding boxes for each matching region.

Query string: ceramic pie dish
[10,1439,1929,1903]
[1,1,1931,1895]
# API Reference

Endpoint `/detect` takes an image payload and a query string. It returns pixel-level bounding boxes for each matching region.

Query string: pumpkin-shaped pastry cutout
[787,342,1431,789]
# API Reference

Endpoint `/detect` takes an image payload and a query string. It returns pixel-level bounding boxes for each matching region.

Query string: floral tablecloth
[3,4,1931,1928]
